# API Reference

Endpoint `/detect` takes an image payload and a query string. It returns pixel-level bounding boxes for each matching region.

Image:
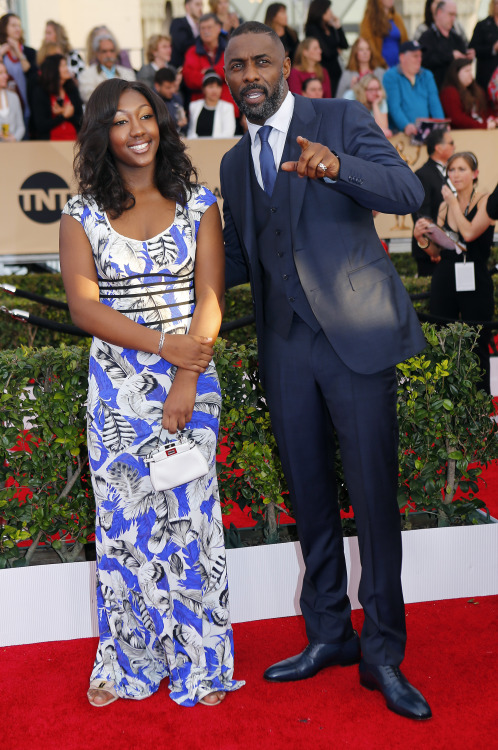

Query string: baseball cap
[399,40,422,54]
[202,69,222,87]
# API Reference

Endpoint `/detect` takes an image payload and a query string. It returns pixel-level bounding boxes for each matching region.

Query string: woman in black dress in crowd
[469,0,498,93]
[305,0,348,96]
[414,152,496,392]
[264,3,298,62]
[32,53,82,140]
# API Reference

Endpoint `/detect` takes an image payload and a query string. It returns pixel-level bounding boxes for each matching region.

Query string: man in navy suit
[222,22,431,721]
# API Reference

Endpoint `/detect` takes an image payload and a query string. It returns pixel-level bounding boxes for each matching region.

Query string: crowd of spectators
[1,1,498,143]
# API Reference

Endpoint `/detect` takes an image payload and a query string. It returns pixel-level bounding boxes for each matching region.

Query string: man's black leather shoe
[359,661,432,720]
[263,632,361,682]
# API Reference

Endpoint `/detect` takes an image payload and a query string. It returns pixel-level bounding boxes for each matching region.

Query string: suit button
[283,274,289,280]
[270,207,277,213]
[277,251,283,257]
[288,297,295,302]
[275,230,281,236]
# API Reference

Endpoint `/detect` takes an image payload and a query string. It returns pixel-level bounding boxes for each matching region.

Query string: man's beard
[230,72,286,122]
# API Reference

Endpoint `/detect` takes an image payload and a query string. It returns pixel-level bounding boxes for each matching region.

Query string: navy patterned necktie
[258,125,277,196]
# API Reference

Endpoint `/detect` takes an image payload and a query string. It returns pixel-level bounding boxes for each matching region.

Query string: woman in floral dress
[60,78,243,708]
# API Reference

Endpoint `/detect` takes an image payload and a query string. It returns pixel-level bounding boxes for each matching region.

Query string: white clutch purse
[144,431,209,492]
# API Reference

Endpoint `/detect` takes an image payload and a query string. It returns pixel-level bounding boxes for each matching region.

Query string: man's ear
[283,55,291,80]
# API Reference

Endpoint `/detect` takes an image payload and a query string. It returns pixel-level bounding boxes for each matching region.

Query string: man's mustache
[240,83,268,98]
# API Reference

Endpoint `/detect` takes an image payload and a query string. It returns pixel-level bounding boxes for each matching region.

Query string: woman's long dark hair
[264,3,285,26]
[306,0,332,30]
[74,79,197,218]
[264,4,298,44]
[442,59,488,118]
[0,13,24,44]
[423,0,433,27]
[40,54,72,96]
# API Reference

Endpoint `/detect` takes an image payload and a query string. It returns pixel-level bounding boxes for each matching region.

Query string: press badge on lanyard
[454,193,476,292]
[455,256,475,292]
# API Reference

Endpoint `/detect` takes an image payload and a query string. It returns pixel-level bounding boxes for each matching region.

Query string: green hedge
[1,322,497,566]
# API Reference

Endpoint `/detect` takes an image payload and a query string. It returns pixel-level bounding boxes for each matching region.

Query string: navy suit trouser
[262,317,406,666]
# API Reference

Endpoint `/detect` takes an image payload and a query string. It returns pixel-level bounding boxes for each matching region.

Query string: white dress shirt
[247,91,295,190]
[246,92,336,187]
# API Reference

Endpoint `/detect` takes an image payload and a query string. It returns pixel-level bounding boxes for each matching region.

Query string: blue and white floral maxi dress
[62,186,244,706]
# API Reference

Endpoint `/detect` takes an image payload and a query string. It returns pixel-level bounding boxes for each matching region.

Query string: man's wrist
[324,151,340,181]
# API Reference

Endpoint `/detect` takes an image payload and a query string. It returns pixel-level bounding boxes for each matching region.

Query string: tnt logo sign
[19,172,71,224]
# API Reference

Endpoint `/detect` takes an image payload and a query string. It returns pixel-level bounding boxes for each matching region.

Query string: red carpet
[1,596,496,750]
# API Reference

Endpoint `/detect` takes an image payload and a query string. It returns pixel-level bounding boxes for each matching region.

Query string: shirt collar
[186,13,199,37]
[247,90,295,146]
[432,158,446,173]
[101,65,117,79]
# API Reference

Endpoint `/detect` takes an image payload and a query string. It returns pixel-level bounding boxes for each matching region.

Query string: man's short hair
[435,1,447,14]
[228,21,282,48]
[154,66,177,85]
[425,127,449,156]
[199,13,221,26]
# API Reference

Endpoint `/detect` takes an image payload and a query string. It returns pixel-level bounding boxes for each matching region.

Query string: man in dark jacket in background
[170,0,203,69]
[411,127,455,276]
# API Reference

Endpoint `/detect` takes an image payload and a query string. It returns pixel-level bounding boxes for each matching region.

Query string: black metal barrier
[0,283,69,310]
[3,282,498,336]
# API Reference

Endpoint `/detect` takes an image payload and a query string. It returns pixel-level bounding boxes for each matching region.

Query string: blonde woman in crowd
[336,37,386,99]
[137,34,173,88]
[38,20,85,78]
[344,73,392,137]
[288,37,332,98]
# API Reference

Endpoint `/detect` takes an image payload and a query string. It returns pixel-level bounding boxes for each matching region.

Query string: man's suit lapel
[286,96,322,241]
[229,134,258,264]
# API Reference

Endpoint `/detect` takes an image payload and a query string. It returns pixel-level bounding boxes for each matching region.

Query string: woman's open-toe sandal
[199,691,226,706]
[87,679,119,707]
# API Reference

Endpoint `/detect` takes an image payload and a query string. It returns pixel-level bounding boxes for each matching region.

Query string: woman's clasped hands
[160,332,214,373]
[160,333,214,432]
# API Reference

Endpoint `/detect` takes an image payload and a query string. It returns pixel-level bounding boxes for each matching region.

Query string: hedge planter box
[1,523,497,647]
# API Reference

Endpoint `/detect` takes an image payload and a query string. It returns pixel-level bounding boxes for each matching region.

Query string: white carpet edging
[1,523,497,646]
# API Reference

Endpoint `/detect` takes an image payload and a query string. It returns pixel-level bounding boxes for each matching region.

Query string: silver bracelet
[157,330,166,356]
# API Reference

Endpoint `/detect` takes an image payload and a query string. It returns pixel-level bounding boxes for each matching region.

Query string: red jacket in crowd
[182,35,239,117]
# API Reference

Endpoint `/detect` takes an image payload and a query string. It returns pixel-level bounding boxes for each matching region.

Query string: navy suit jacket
[220,95,426,376]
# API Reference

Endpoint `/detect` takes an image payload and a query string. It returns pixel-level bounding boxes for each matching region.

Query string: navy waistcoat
[249,142,319,338]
